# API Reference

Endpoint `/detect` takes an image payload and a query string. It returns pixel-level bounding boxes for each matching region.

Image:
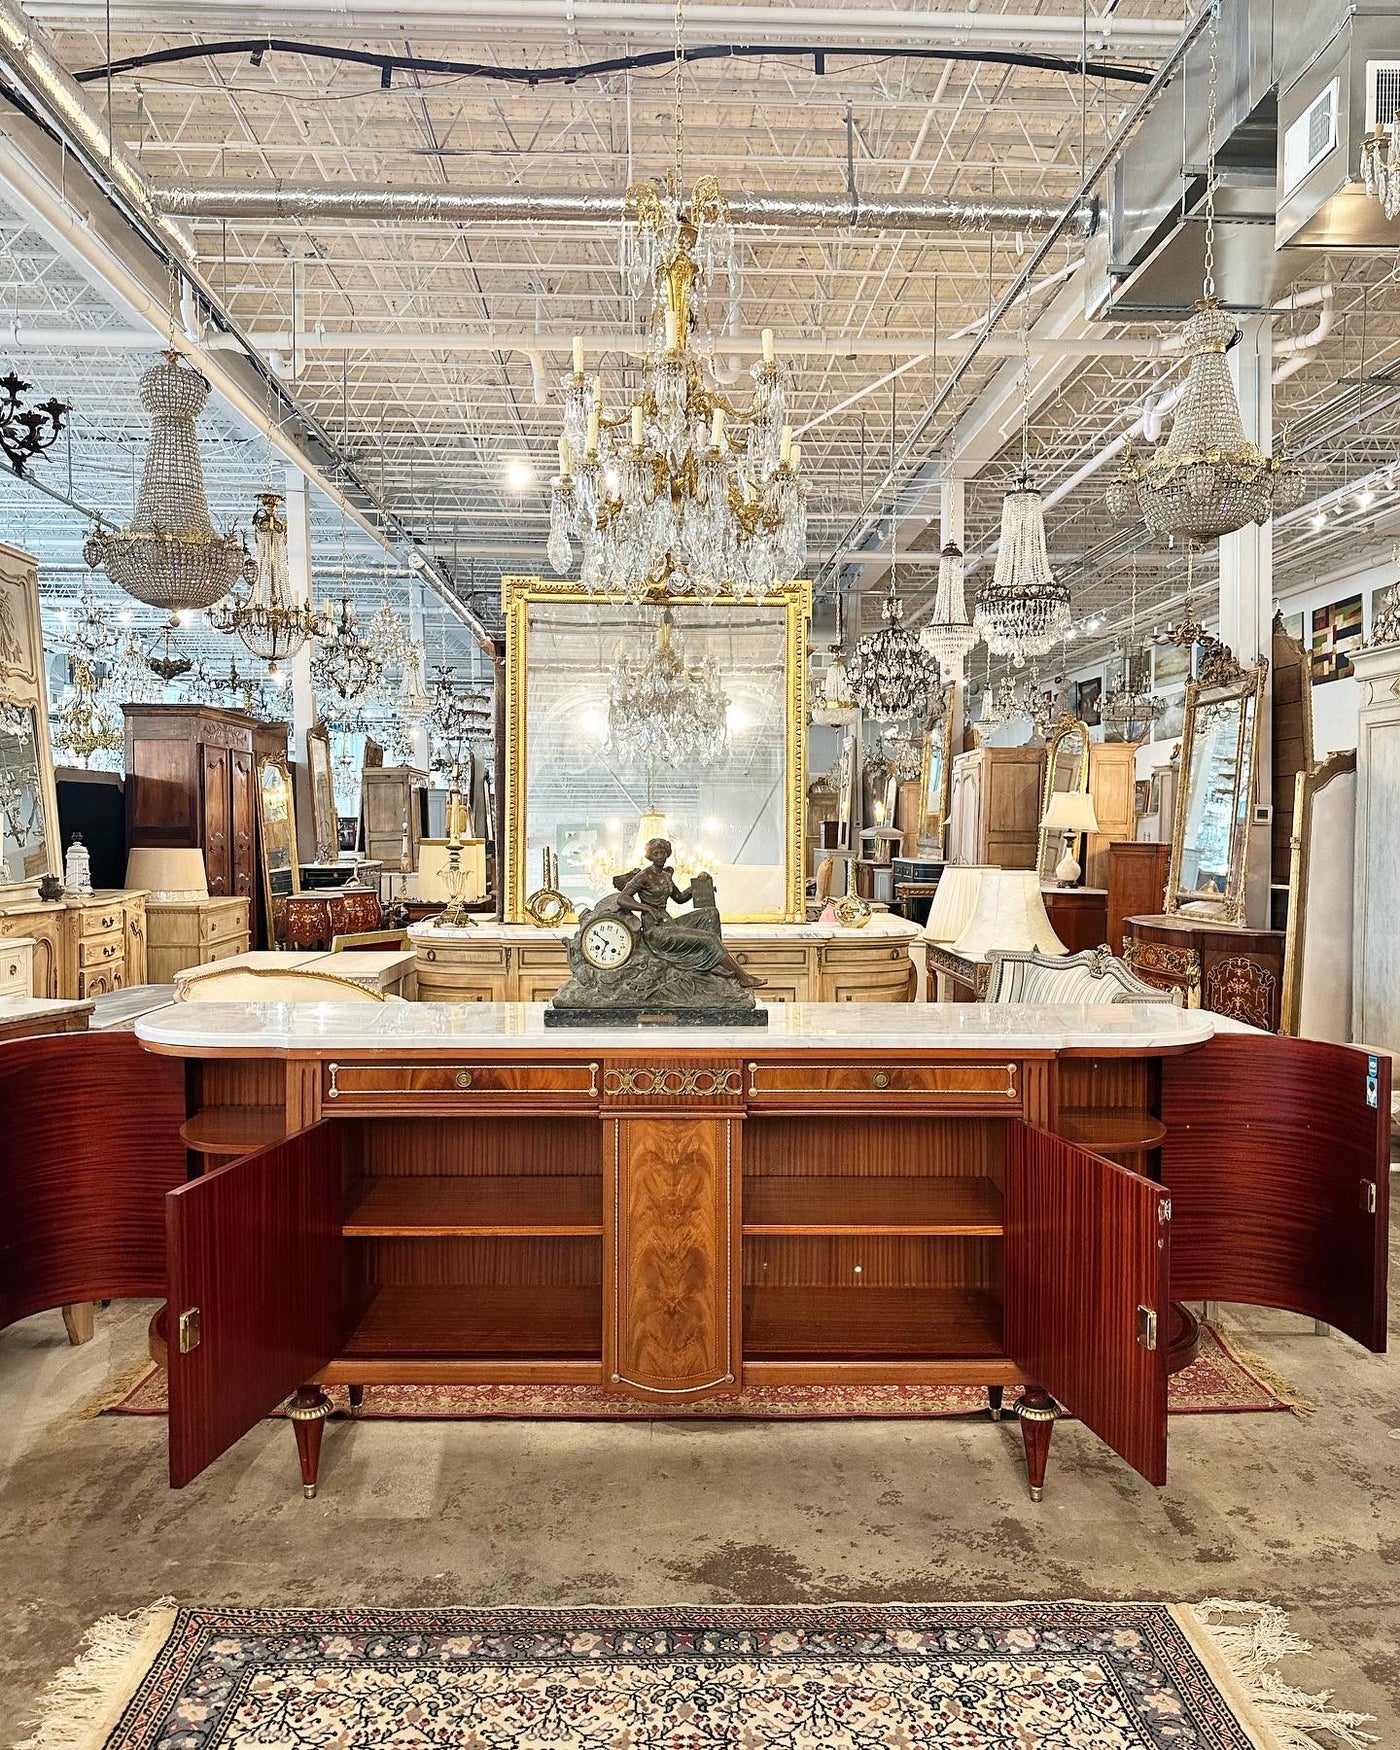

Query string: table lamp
[124,846,209,901]
[1041,791,1100,887]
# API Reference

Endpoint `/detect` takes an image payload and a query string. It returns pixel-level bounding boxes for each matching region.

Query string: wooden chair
[985,945,1181,1006]
[174,966,388,1003]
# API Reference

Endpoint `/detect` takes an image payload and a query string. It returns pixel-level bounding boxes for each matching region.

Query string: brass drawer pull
[455,1069,473,1089]
[101,914,115,930]
[426,948,438,961]
[872,1069,890,1089]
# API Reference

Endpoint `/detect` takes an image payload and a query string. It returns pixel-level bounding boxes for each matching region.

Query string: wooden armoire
[123,706,288,949]
[946,745,1046,867]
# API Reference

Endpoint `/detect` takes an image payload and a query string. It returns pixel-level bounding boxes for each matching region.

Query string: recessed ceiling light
[1356,488,1375,509]
[1311,511,1327,530]
[505,457,534,491]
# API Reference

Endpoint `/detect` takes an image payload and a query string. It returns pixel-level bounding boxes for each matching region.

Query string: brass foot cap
[1029,1485,1044,1503]
[990,1407,1003,1421]
[303,1483,318,1499]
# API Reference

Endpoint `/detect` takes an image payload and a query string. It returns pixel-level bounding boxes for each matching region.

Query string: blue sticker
[1366,1054,1379,1109]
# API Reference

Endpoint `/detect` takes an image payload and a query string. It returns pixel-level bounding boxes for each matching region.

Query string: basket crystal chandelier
[606,609,729,769]
[1106,21,1304,542]
[920,542,976,680]
[83,354,247,614]
[208,491,328,672]
[974,473,1071,667]
[547,2,806,601]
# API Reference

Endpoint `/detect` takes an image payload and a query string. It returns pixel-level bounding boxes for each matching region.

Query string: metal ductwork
[153,182,1099,239]
[1276,0,1400,247]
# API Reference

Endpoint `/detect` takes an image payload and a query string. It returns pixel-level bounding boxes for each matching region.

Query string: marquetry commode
[0,1006,1386,1504]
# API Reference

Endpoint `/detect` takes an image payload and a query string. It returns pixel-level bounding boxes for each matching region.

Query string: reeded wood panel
[1005,1123,1168,1485]
[1161,1035,1389,1349]
[605,1116,738,1399]
[357,1115,598,1177]
[745,1115,1004,1179]
[0,1033,186,1331]
[166,1121,343,1488]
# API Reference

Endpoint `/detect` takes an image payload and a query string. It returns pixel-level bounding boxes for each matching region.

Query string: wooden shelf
[1057,1108,1166,1153]
[179,1105,285,1157]
[744,1286,1003,1360]
[743,1176,1002,1236]
[342,1286,601,1359]
[343,1174,601,1237]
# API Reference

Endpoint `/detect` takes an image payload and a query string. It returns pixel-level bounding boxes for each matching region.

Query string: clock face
[580,915,635,970]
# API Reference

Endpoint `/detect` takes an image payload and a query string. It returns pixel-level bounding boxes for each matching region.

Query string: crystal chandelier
[1359,112,1400,222]
[311,595,383,712]
[1100,561,1164,740]
[428,665,492,764]
[83,354,247,613]
[920,541,977,679]
[849,579,941,724]
[52,659,124,767]
[813,592,856,716]
[1107,22,1304,543]
[606,609,729,769]
[208,492,327,673]
[547,4,807,601]
[974,473,1071,667]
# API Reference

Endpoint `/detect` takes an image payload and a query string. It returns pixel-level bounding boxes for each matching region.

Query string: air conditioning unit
[1283,79,1338,194]
[1365,60,1400,131]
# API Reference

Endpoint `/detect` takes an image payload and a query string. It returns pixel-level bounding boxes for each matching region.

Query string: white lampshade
[124,845,209,901]
[1041,791,1100,834]
[922,864,997,945]
[948,869,1067,962]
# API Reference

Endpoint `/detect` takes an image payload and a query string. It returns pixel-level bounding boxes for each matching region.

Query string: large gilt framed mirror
[0,544,61,898]
[502,576,810,922]
[1035,714,1091,882]
[305,723,338,863]
[256,754,300,944]
[1166,659,1267,924]
[919,685,955,851]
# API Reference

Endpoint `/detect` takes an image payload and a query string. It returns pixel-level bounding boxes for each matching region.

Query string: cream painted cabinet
[0,935,34,1000]
[59,890,148,999]
[0,901,63,998]
[145,896,251,984]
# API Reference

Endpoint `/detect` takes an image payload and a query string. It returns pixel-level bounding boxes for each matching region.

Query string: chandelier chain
[1202,2,1220,300]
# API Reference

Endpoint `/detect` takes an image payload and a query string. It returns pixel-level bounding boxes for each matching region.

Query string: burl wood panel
[1005,1123,1169,1485]
[166,1121,344,1488]
[605,1115,738,1399]
[1161,1034,1389,1350]
[0,1033,186,1332]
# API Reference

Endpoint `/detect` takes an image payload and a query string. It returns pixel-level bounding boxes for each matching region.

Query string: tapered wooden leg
[1015,1387,1057,1502]
[986,1385,1004,1421]
[347,1385,365,1415]
[287,1387,332,1498]
[61,1302,95,1345]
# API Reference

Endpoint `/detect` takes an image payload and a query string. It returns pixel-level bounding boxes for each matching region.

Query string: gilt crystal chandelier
[1107,21,1304,542]
[849,579,941,724]
[606,609,729,769]
[311,596,383,712]
[83,353,247,614]
[547,3,806,601]
[208,491,327,672]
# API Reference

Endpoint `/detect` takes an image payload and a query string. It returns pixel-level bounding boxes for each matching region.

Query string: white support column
[1219,317,1274,929]
[284,467,318,861]
[940,478,967,800]
[408,578,431,772]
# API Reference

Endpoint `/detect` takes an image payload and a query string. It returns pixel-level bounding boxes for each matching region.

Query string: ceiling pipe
[154,182,1099,239]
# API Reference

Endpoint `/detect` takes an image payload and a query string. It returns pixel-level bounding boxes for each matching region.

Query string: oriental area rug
[100,1322,1304,1419]
[16,1600,1373,1750]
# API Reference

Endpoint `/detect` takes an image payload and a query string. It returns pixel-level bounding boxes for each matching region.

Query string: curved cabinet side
[1161,1034,1389,1350]
[0,1032,187,1333]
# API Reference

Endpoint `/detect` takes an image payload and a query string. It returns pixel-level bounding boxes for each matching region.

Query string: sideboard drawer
[200,900,250,942]
[747,1058,1021,1109]
[324,1058,600,1109]
[78,933,125,969]
[78,904,125,938]
[417,943,509,972]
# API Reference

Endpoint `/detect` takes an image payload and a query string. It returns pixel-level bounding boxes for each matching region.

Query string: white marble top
[136,998,1218,1056]
[408,914,920,946]
[0,996,94,1022]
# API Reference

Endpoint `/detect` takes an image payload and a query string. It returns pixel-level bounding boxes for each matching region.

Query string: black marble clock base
[544,1004,769,1028]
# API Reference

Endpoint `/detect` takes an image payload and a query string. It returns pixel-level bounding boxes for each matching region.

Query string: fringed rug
[16,1600,1374,1750]
[98,1322,1304,1419]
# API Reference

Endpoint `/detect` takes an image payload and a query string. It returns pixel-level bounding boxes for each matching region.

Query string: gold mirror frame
[306,722,338,863]
[919,686,955,852]
[0,543,61,899]
[256,753,301,946]
[1035,713,1091,882]
[1165,658,1268,926]
[502,575,811,923]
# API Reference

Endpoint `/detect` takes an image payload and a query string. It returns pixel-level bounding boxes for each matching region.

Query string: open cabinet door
[1006,1125,1170,1485]
[166,1121,344,1488]
[0,1033,185,1334]
[1161,1035,1389,1350]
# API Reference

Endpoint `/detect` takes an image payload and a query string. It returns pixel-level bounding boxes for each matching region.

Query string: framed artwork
[1309,594,1363,684]
[1152,641,1192,691]
[1282,611,1304,644]
[1073,676,1102,728]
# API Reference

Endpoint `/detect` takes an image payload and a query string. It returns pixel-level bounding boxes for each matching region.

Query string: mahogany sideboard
[2,1004,1384,1505]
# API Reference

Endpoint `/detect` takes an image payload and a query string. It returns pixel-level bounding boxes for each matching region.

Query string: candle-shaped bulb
[710,406,725,449]
[571,335,584,376]
[631,404,644,448]
[558,435,571,477]
[761,328,775,366]
[664,308,679,351]
[586,402,601,455]
[789,441,802,471]
[780,425,793,465]
[743,477,756,505]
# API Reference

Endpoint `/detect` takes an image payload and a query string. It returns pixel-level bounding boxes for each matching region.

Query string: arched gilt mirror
[1035,714,1091,882]
[1166,658,1267,924]
[257,754,300,945]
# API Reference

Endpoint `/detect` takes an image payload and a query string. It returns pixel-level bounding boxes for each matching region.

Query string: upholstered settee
[985,945,1181,1005]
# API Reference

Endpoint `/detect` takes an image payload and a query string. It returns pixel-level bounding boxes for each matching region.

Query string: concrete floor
[2,1220,1397,1745]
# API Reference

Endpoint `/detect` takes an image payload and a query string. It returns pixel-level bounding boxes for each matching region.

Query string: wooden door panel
[166,1121,343,1487]
[1006,1124,1169,1484]
[604,1116,738,1399]
[230,749,255,897]
[201,744,231,895]
[0,1033,186,1332]
[1161,1035,1388,1350]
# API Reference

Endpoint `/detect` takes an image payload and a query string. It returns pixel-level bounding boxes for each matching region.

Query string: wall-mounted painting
[1309,594,1363,684]
[1073,675,1102,728]
[1151,640,1192,692]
